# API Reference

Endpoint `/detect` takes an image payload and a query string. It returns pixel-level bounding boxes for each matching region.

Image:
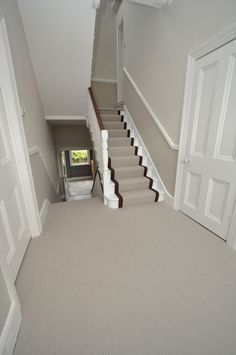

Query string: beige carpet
[14,198,236,355]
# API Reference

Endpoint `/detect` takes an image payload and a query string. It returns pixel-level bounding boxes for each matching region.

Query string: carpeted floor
[14,198,236,355]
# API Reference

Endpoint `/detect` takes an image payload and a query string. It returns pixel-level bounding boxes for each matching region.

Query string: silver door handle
[184,158,190,164]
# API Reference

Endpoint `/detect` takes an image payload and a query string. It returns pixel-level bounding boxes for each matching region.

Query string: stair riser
[103,122,125,130]
[119,180,150,192]
[108,138,132,147]
[99,110,120,115]
[110,157,140,167]
[108,130,128,138]
[108,147,135,157]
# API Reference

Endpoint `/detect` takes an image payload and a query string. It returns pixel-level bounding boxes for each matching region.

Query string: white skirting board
[0,302,21,355]
[123,106,174,206]
[39,199,50,227]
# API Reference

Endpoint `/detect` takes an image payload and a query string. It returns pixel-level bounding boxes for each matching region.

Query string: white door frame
[174,22,236,248]
[0,250,21,355]
[116,11,124,103]
[0,18,42,237]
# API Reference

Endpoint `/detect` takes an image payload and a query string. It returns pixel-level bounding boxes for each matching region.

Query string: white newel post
[100,130,112,204]
[88,92,117,207]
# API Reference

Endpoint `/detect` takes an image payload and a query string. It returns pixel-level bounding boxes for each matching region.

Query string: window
[69,149,90,166]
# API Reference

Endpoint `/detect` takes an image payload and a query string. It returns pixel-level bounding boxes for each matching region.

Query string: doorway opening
[59,148,94,201]
[174,25,236,246]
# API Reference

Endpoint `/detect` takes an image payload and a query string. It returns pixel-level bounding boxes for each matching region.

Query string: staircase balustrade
[88,87,114,205]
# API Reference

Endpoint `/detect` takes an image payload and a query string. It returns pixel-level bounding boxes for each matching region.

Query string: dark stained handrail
[88,87,104,130]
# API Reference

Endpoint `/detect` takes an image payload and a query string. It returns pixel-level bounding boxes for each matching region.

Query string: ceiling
[17,0,97,117]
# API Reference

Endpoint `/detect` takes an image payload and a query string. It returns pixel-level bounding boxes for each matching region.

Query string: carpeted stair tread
[110,155,140,167]
[108,129,128,138]
[108,146,136,157]
[121,189,157,207]
[113,166,145,178]
[108,137,132,146]
[103,121,125,130]
[117,176,150,192]
[98,111,160,207]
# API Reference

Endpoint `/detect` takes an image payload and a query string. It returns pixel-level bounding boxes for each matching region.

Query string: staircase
[99,111,159,207]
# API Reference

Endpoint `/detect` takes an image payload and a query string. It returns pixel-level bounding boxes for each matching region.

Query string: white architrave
[0,250,21,355]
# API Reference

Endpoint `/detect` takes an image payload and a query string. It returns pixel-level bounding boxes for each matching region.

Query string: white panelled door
[0,30,30,281]
[180,39,236,240]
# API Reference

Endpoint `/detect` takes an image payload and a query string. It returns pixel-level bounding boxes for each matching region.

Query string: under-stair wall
[124,77,178,199]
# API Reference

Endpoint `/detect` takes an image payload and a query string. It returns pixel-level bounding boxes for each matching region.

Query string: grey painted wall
[121,0,236,195]
[0,0,58,210]
[0,268,11,334]
[30,153,59,209]
[92,81,117,108]
[53,124,93,178]
[92,0,117,80]
[53,125,92,150]
[92,0,117,108]
[125,77,178,195]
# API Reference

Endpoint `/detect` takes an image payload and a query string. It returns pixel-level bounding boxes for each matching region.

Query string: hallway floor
[14,198,236,354]
[65,179,93,201]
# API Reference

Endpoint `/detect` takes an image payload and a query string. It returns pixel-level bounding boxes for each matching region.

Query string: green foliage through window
[70,150,89,165]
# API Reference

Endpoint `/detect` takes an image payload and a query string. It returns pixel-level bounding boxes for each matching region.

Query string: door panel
[191,62,218,156]
[216,54,236,161]
[180,40,236,240]
[205,178,229,224]
[0,39,30,280]
[184,172,201,210]
[0,200,15,263]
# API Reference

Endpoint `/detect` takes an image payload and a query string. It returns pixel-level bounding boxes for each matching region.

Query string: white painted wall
[17,0,97,116]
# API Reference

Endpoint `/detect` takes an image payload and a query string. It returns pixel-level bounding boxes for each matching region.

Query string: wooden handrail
[88,87,104,130]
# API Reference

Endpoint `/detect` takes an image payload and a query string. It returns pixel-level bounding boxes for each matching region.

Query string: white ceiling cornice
[128,0,173,9]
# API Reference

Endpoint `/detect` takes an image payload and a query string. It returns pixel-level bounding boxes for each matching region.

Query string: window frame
[69,149,90,167]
